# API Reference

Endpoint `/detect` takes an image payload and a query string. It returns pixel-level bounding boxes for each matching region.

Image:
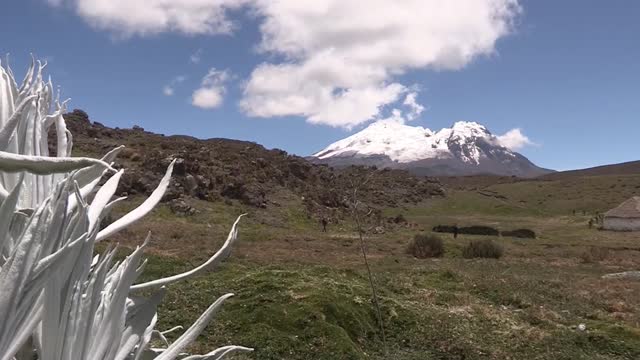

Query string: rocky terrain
[62,109,444,218]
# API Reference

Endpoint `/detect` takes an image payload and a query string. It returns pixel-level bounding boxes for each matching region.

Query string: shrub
[432,225,500,236]
[459,225,500,236]
[407,234,445,258]
[501,228,536,239]
[432,225,457,233]
[580,246,609,263]
[462,239,504,259]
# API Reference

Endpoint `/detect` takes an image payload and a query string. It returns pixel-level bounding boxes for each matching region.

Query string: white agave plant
[0,58,252,360]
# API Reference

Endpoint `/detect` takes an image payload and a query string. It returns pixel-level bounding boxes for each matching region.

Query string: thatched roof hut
[603,196,640,231]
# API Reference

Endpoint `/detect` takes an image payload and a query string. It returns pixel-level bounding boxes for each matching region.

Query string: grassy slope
[106,174,640,359]
[541,161,640,180]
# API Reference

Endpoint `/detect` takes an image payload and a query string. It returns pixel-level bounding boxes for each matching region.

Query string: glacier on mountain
[314,120,508,165]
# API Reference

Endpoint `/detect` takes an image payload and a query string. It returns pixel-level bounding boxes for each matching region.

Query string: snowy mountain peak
[450,121,490,136]
[313,120,443,163]
[314,120,501,165]
[311,120,551,177]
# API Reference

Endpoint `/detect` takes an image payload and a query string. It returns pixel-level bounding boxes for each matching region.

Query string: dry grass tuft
[462,239,504,259]
[407,233,445,258]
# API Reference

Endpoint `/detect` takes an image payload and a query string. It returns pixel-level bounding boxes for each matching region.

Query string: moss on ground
[125,252,640,359]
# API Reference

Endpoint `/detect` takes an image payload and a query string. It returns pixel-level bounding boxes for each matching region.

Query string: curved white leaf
[154,294,235,360]
[97,159,175,242]
[181,346,254,360]
[88,170,123,231]
[0,150,113,174]
[130,214,244,291]
[0,95,37,151]
[0,177,22,258]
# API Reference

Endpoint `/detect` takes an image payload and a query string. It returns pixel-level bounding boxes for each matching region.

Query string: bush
[432,225,457,233]
[501,228,536,239]
[432,224,500,236]
[462,239,504,259]
[459,225,500,236]
[407,234,445,258]
[580,246,609,263]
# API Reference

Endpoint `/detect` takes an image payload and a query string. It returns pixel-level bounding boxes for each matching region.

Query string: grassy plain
[107,174,640,359]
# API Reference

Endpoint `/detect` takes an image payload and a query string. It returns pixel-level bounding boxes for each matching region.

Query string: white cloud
[496,128,535,150]
[48,0,521,128]
[364,92,427,128]
[192,88,224,109]
[191,68,229,109]
[241,0,521,128]
[162,75,186,97]
[190,48,203,64]
[162,86,174,96]
[239,54,407,128]
[49,0,249,37]
[403,92,425,121]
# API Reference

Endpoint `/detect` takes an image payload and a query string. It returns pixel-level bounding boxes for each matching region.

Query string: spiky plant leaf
[0,58,252,360]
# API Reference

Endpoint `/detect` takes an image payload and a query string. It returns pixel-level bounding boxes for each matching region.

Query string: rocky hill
[312,120,552,177]
[62,110,444,218]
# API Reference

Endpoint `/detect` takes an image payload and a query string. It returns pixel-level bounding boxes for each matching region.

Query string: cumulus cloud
[496,128,535,150]
[48,0,521,128]
[162,75,186,96]
[47,0,249,37]
[191,68,229,109]
[242,0,521,128]
[239,54,407,128]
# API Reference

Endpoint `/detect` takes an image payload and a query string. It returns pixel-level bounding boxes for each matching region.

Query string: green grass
[488,174,640,216]
[137,259,380,359]
[103,172,640,359]
[392,174,640,220]
[124,251,640,359]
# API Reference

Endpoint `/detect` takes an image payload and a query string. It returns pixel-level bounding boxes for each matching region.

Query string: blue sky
[1,0,638,171]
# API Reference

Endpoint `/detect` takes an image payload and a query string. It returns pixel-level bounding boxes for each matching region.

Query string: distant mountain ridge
[540,160,640,180]
[311,120,553,177]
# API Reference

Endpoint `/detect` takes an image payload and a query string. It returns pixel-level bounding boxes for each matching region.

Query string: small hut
[603,196,640,231]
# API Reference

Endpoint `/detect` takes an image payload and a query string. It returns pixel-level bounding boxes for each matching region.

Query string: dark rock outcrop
[64,110,445,214]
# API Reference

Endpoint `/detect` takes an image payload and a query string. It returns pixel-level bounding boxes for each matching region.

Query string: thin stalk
[351,174,387,355]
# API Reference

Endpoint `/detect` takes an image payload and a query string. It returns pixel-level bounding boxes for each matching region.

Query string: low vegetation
[406,233,444,258]
[460,225,501,236]
[580,246,610,263]
[432,224,500,236]
[501,228,537,239]
[94,170,640,360]
[462,239,504,259]
[432,224,458,233]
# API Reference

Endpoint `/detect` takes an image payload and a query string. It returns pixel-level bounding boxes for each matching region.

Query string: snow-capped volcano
[311,120,551,177]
